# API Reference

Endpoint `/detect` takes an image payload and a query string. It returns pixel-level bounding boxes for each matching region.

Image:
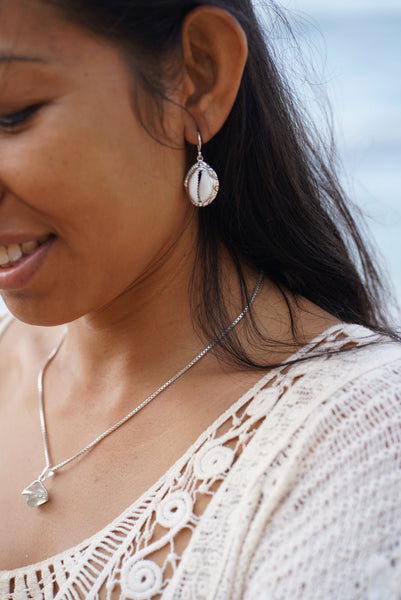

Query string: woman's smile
[0,233,54,290]
[0,0,193,324]
[0,233,51,268]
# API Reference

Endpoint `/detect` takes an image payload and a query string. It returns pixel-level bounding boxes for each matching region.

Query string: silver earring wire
[197,132,203,160]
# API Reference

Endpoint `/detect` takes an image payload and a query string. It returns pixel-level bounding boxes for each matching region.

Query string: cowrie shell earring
[184,133,219,207]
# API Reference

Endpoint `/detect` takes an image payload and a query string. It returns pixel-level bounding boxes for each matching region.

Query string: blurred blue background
[1,1,400,320]
[274,0,401,320]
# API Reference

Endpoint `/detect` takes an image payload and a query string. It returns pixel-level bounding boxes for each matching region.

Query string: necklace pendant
[22,479,49,508]
[22,467,54,508]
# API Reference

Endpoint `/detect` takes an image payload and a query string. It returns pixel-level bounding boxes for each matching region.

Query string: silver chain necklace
[22,273,263,508]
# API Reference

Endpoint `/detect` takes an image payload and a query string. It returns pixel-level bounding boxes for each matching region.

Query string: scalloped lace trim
[0,323,383,599]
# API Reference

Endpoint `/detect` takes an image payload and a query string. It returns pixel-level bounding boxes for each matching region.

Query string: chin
[0,291,80,327]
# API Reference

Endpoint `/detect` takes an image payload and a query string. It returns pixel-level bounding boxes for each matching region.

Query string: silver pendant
[22,467,54,508]
[22,480,49,508]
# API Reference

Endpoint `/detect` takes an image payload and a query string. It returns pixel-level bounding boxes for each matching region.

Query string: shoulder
[247,324,401,493]
[310,323,401,408]
[146,323,401,599]
[243,324,401,461]
[302,322,401,374]
[241,326,401,599]
[277,323,401,413]
[308,324,401,424]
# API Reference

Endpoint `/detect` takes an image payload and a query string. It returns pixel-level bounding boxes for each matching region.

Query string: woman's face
[0,0,193,324]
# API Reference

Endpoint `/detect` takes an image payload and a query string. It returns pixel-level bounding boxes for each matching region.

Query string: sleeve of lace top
[243,357,401,600]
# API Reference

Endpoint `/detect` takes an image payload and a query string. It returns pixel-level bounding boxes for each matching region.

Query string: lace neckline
[0,322,367,576]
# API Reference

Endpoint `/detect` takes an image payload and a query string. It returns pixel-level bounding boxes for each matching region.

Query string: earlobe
[181,7,248,145]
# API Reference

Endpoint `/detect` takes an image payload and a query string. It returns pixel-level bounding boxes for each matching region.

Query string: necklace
[22,273,263,508]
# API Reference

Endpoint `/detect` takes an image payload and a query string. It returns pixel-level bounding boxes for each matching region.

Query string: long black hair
[43,0,397,365]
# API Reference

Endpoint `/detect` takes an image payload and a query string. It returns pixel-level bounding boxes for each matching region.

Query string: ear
[181,6,248,145]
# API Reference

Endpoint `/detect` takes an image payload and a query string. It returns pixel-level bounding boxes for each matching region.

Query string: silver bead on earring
[184,133,219,207]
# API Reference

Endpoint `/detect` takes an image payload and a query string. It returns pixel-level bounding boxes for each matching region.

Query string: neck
[44,238,263,408]
[63,258,200,387]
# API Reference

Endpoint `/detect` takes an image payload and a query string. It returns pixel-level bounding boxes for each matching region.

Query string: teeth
[22,240,39,254]
[0,236,47,268]
[0,247,8,266]
[8,244,23,262]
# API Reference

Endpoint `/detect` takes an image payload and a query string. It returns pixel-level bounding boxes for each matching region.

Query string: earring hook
[197,132,203,161]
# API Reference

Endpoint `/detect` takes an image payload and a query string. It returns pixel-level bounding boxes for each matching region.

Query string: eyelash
[0,105,41,130]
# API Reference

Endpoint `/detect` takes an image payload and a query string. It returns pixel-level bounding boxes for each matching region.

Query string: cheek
[0,122,92,218]
[0,110,189,307]
[2,107,185,230]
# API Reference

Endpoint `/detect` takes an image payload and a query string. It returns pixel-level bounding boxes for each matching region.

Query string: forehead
[0,0,104,66]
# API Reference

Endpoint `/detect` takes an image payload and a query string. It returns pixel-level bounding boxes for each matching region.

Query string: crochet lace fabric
[1,317,400,600]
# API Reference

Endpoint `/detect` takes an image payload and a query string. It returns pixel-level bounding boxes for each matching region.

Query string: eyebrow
[0,53,48,63]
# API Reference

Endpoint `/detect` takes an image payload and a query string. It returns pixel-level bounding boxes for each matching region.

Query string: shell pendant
[184,159,219,207]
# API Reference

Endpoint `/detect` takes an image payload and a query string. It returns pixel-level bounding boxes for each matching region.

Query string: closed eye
[0,104,42,130]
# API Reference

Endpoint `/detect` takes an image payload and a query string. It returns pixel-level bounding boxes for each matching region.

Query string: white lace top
[1,316,401,600]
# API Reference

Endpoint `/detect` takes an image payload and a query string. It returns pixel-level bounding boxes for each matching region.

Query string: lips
[0,234,51,268]
[0,233,55,291]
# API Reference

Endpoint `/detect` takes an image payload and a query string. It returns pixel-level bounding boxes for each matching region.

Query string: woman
[0,0,400,598]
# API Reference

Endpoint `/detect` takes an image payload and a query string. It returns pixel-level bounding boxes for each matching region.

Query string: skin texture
[0,0,338,571]
[0,5,192,326]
